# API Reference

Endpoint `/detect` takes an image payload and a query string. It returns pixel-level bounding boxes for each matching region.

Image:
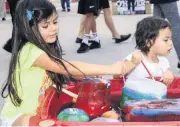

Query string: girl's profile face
[150,27,173,56]
[38,12,58,43]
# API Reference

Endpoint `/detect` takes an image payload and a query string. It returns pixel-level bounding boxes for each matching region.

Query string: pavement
[0,0,180,124]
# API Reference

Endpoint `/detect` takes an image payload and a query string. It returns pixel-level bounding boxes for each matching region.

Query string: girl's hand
[131,50,143,66]
[160,69,174,86]
[111,51,143,78]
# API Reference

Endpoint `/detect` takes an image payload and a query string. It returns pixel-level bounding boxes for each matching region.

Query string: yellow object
[1,43,49,119]
[39,120,55,126]
[102,111,119,120]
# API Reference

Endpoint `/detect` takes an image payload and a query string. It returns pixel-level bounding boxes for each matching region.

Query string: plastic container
[123,99,180,122]
[29,77,180,126]
[74,78,111,118]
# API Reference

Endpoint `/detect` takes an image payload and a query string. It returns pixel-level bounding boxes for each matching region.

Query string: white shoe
[127,10,131,15]
[131,11,135,15]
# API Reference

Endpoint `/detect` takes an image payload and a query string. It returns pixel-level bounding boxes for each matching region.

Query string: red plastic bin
[29,77,180,126]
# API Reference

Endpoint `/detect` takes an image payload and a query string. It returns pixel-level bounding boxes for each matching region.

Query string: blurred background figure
[127,0,135,15]
[0,0,6,21]
[3,0,19,53]
[61,0,71,12]
[7,0,19,23]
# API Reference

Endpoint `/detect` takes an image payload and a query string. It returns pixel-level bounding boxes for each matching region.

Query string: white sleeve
[159,57,170,72]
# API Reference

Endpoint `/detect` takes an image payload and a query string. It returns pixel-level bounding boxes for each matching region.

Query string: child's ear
[146,40,151,47]
[146,40,154,47]
[150,39,155,46]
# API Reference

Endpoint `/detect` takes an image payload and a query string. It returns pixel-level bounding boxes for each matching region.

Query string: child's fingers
[160,75,167,84]
[132,50,143,64]
[170,79,174,84]
[163,79,168,86]
[167,79,172,86]
[166,79,170,86]
[161,75,174,85]
[168,78,174,86]
[162,78,171,86]
[160,76,163,82]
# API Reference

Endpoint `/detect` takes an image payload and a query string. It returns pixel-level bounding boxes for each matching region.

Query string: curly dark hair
[135,16,172,54]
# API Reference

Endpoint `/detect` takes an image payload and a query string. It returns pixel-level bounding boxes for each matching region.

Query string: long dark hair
[135,16,172,54]
[1,0,82,106]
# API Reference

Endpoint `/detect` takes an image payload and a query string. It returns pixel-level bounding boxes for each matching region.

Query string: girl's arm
[33,53,125,76]
[33,51,142,77]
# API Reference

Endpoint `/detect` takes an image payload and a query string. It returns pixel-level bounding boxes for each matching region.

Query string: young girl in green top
[0,0,142,126]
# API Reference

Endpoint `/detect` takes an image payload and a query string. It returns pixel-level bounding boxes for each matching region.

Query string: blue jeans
[127,0,135,11]
[61,0,70,9]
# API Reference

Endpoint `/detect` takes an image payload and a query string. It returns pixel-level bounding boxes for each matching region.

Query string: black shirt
[150,0,179,4]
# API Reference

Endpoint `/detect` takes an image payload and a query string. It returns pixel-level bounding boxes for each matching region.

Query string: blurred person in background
[61,0,71,12]
[127,0,135,15]
[0,0,6,21]
[3,0,19,53]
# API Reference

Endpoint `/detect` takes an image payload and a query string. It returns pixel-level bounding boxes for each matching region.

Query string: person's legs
[89,14,101,49]
[84,14,94,36]
[77,15,100,53]
[153,4,165,18]
[77,13,94,53]
[0,0,6,20]
[127,0,131,11]
[99,0,119,38]
[76,15,86,43]
[127,0,132,14]
[66,0,71,11]
[103,8,119,38]
[76,12,100,43]
[103,8,131,43]
[7,0,19,23]
[7,0,13,22]
[132,0,135,12]
[61,0,66,11]
[77,0,100,53]
[99,0,131,43]
[160,2,180,66]
[76,0,86,43]
[83,0,98,35]
[78,16,86,38]
[3,0,19,53]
